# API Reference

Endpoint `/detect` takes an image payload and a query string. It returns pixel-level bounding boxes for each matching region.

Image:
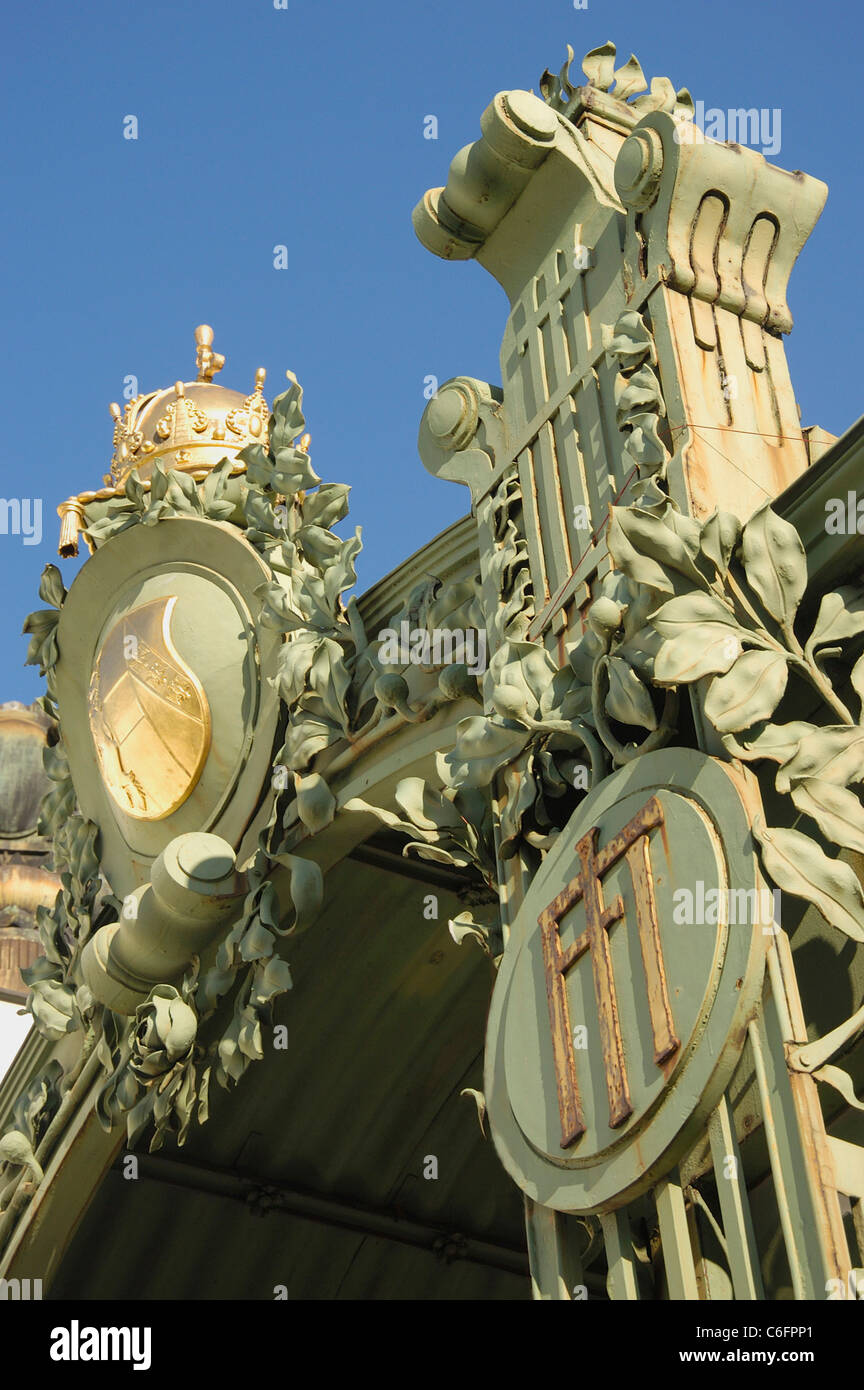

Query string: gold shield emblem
[88,596,211,820]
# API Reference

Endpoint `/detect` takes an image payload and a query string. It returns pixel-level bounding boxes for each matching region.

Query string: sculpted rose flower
[131,986,198,1081]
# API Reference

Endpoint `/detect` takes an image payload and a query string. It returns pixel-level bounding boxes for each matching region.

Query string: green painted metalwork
[0,37,861,1304]
[410,38,860,1300]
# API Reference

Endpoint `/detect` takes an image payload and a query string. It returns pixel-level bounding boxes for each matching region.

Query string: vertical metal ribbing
[600,1208,641,1300]
[656,1173,700,1300]
[747,1014,809,1299]
[708,1094,765,1298]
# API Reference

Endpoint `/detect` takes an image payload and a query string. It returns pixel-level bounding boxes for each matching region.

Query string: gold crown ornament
[57,326,281,557]
[106,326,269,486]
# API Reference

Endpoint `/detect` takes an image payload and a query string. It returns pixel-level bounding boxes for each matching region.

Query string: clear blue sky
[1,0,859,702]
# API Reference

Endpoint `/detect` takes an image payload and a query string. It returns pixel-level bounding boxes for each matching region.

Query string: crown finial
[195,324,225,383]
[97,326,273,508]
[65,327,286,554]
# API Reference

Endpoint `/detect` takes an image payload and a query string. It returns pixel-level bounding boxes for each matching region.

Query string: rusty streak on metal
[572,827,632,1130]
[625,831,680,1066]
[539,883,587,1148]
[538,795,679,1149]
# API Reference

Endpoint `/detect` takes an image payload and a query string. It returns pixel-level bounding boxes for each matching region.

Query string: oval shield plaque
[484,748,769,1213]
[88,596,211,821]
[53,517,283,902]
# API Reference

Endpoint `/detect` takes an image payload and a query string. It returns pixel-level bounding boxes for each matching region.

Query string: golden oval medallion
[88,596,211,821]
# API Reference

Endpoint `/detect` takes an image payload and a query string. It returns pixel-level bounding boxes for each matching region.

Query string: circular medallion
[484,748,768,1213]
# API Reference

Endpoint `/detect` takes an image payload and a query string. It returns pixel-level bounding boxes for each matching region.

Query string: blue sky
[1,0,859,702]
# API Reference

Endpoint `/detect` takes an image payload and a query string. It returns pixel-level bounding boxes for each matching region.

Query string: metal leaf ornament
[599,490,864,1085]
[538,40,692,120]
[17,368,366,1159]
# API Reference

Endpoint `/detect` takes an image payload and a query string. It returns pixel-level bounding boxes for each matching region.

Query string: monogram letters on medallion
[539,795,680,1148]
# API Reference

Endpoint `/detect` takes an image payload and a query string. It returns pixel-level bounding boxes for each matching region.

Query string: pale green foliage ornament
[12,373,493,1162]
[12,376,345,1157]
[598,492,864,1107]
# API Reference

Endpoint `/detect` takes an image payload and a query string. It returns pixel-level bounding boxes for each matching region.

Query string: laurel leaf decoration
[605,655,658,730]
[740,502,807,630]
[703,650,789,734]
[754,822,864,945]
[790,779,864,856]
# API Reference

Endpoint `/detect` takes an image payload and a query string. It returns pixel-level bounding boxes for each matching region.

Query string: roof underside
[50,848,528,1300]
